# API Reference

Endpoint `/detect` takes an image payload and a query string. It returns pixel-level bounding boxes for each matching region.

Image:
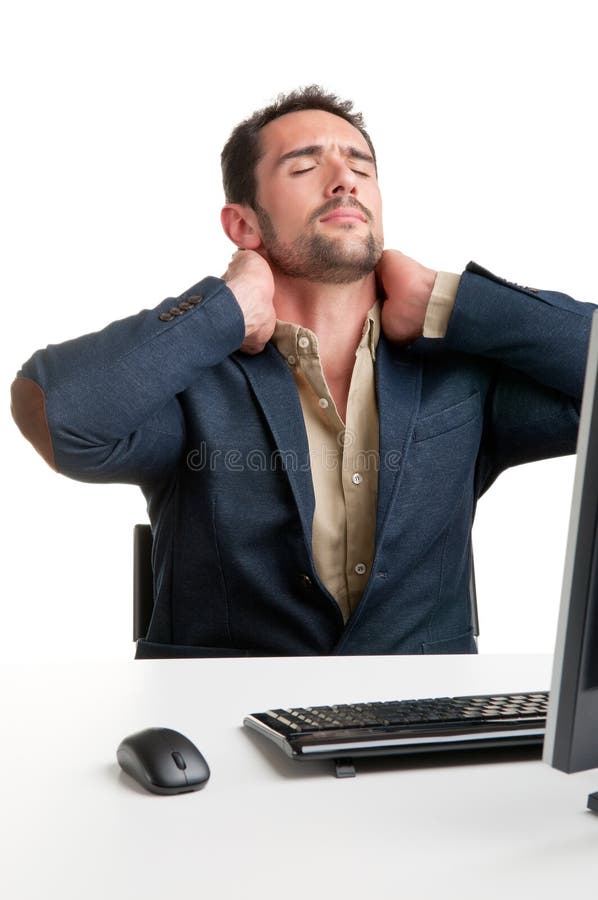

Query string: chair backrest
[132,524,480,642]
[133,524,154,641]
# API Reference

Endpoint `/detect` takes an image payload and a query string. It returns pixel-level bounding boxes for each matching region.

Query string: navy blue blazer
[12,263,595,657]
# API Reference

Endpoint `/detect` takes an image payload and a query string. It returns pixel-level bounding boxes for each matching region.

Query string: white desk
[1,654,597,900]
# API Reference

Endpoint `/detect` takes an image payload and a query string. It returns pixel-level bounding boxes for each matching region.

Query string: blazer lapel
[232,345,316,554]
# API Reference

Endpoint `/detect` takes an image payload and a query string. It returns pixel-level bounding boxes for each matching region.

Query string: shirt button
[298,336,310,349]
[354,563,367,575]
[318,398,329,408]
[352,473,363,485]
[287,355,296,366]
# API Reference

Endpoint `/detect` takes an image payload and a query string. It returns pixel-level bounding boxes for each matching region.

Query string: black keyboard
[244,690,548,774]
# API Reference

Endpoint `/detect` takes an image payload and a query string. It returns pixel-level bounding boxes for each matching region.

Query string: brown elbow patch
[11,376,57,470]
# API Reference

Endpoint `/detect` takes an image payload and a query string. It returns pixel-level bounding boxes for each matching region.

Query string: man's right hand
[221,250,277,354]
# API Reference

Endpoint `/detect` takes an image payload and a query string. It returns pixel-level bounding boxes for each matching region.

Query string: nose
[323,157,358,198]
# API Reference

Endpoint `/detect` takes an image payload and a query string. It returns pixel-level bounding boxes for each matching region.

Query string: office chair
[132,524,480,642]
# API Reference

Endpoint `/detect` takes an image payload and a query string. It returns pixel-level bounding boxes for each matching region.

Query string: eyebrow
[275,144,375,168]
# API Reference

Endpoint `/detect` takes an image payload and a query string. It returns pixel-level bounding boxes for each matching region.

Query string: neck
[273,271,377,360]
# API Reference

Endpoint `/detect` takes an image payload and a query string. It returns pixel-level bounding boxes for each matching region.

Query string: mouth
[319,208,368,224]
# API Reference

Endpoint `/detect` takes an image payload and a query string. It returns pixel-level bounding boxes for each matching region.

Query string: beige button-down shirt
[270,271,460,622]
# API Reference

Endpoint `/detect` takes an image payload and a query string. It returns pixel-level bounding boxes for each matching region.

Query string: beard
[254,202,383,285]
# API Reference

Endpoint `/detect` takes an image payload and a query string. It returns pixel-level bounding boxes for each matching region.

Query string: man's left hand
[376,250,438,344]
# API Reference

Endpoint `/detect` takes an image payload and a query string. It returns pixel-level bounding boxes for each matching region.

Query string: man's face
[251,109,384,284]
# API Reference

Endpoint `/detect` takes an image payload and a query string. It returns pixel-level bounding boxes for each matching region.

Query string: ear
[220,204,262,250]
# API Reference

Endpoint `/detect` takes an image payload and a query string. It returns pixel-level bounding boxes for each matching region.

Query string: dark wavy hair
[221,85,377,207]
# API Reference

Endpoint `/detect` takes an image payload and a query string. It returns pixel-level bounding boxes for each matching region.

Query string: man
[11,86,595,658]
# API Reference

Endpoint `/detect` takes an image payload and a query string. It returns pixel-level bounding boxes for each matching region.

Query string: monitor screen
[543,309,598,774]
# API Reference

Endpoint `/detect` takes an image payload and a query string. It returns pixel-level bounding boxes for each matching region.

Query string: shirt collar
[272,300,381,363]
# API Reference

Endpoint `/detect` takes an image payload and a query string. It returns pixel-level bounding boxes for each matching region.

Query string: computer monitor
[543,308,598,807]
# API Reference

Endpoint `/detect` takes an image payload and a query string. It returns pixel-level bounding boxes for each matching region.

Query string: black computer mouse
[117,727,210,795]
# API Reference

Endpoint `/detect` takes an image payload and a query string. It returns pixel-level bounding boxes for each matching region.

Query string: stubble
[254,202,383,285]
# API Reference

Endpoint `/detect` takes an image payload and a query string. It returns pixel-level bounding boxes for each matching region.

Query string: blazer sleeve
[435,262,597,493]
[10,276,246,484]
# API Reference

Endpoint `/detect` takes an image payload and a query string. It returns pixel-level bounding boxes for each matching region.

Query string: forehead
[257,109,371,167]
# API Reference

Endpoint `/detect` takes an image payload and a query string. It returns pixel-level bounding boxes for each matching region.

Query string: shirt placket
[342,335,378,613]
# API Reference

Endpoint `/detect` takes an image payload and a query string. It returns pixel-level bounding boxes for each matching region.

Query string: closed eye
[291,167,370,177]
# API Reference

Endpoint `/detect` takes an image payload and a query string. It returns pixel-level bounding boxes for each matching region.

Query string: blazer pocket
[413,391,481,443]
[421,629,478,654]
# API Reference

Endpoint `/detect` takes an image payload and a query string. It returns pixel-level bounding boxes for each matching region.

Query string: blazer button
[169,307,184,316]
[178,300,193,311]
[159,312,174,322]
[298,573,313,588]
[187,294,203,305]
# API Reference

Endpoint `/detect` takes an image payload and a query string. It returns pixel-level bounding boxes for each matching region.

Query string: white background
[1,0,595,662]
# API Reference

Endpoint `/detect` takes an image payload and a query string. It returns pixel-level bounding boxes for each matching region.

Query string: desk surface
[1,654,597,900]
